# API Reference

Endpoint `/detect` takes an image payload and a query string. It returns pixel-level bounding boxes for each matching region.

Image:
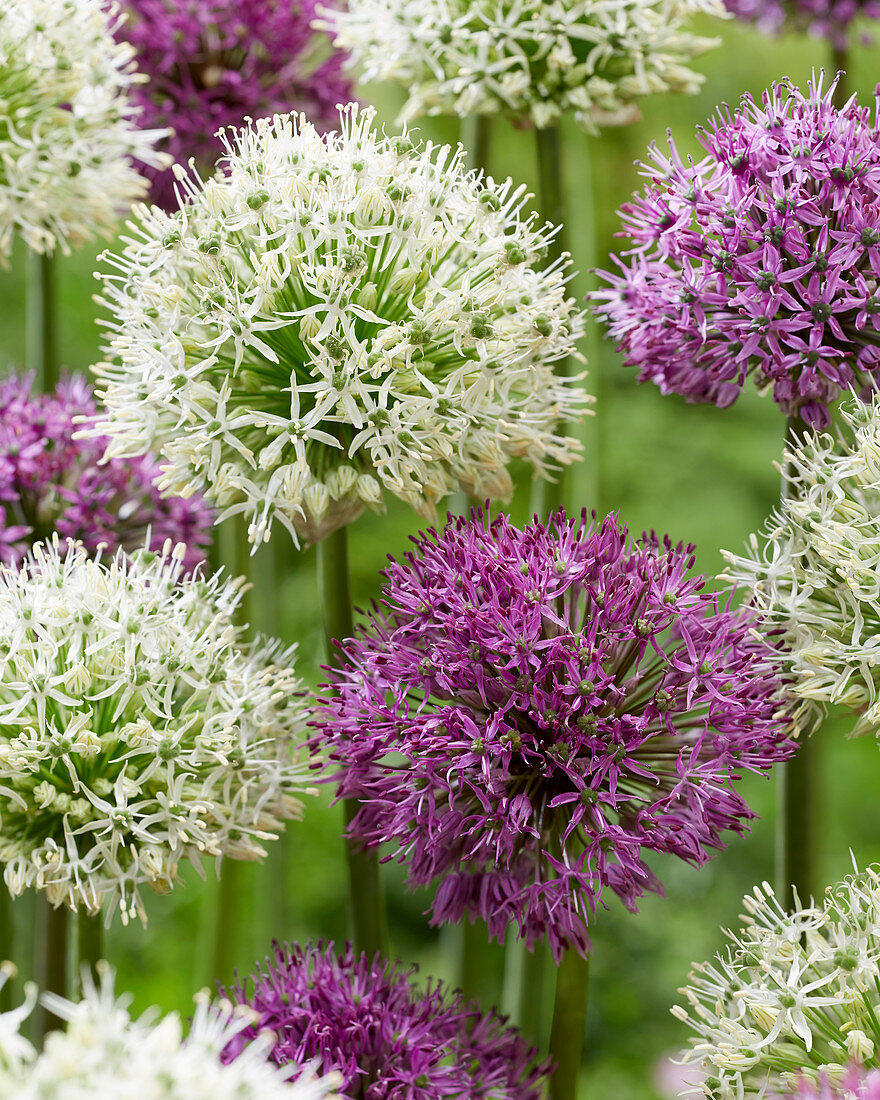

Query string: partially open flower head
[0,372,212,573]
[722,0,880,50]
[0,0,168,257]
[91,105,588,549]
[674,867,880,1099]
[0,964,339,1099]
[725,392,880,738]
[0,538,314,923]
[314,509,794,960]
[595,76,880,429]
[116,0,355,210]
[222,941,548,1100]
[317,0,724,131]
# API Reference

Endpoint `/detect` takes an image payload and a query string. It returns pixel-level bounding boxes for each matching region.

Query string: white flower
[673,869,880,1099]
[316,0,725,132]
[90,104,589,548]
[0,0,168,258]
[0,965,338,1099]
[0,537,315,924]
[724,393,880,738]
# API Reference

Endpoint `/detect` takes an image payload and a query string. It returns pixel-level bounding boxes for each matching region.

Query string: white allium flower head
[0,0,169,258]
[0,964,339,1099]
[673,866,880,1099]
[724,393,880,738]
[91,104,589,548]
[315,0,725,131]
[0,536,315,924]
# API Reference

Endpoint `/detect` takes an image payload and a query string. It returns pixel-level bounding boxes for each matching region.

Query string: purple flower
[779,1067,880,1099]
[594,76,880,429]
[116,0,355,209]
[313,509,794,960]
[0,372,212,572]
[722,0,880,48]
[222,941,549,1100]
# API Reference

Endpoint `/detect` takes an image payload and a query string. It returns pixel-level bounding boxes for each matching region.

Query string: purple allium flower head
[116,0,355,209]
[594,75,880,429]
[223,941,549,1100]
[722,0,880,49]
[314,509,794,960]
[0,372,212,572]
[779,1068,880,1099]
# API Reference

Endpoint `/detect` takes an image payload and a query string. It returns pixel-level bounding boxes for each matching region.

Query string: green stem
[318,526,386,959]
[831,40,850,109]
[461,114,492,176]
[26,251,59,393]
[0,891,10,1012]
[456,919,506,1009]
[34,900,68,1040]
[518,942,549,1047]
[549,950,590,1100]
[777,413,818,909]
[77,911,103,986]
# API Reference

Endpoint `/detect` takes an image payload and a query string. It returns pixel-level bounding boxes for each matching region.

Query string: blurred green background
[2,16,880,1096]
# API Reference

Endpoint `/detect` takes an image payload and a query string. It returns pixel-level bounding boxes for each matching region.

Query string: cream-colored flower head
[91,104,589,548]
[0,0,168,257]
[674,867,880,1099]
[725,394,880,738]
[317,0,725,131]
[0,965,339,1099]
[0,537,314,923]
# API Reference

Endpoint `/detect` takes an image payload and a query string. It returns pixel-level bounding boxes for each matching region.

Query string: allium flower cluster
[318,0,724,131]
[594,76,880,429]
[0,0,168,257]
[116,0,354,210]
[0,966,338,1100]
[92,105,587,547]
[779,1068,880,1100]
[0,538,313,923]
[0,373,211,573]
[725,393,880,737]
[223,941,548,1100]
[315,509,794,959]
[722,0,880,50]
[674,867,880,1099]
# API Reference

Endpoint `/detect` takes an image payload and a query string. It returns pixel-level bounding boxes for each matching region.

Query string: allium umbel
[779,1068,880,1100]
[318,0,724,131]
[594,76,880,429]
[722,0,880,49]
[116,0,354,210]
[223,941,548,1100]
[0,0,168,257]
[92,105,587,547]
[315,509,794,960]
[0,538,313,922]
[0,373,211,573]
[674,867,880,1099]
[0,965,339,1100]
[725,393,880,737]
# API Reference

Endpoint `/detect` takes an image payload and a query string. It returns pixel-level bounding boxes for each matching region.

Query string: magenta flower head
[314,509,794,960]
[116,0,354,209]
[778,1068,880,1099]
[223,940,549,1100]
[0,373,212,571]
[594,75,880,429]
[722,0,880,48]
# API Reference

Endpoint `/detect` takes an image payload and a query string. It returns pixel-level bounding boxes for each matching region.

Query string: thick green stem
[34,900,68,1040]
[518,942,549,1047]
[831,41,850,109]
[777,414,818,908]
[461,114,492,176]
[456,919,506,1010]
[533,125,596,519]
[548,951,590,1100]
[0,892,10,1011]
[318,527,386,958]
[26,251,59,393]
[77,912,103,986]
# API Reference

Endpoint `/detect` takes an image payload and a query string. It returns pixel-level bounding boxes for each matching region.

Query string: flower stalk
[34,901,67,1040]
[26,252,58,394]
[548,952,589,1100]
[318,526,386,959]
[77,912,103,986]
